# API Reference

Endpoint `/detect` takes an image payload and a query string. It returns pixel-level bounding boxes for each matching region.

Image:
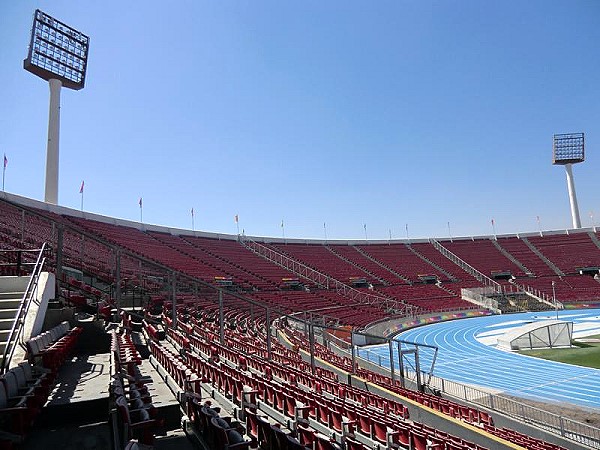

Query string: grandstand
[0,191,599,450]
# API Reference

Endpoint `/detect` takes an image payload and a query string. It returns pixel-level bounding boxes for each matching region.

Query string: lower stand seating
[0,362,52,448]
[111,329,163,448]
[26,321,82,374]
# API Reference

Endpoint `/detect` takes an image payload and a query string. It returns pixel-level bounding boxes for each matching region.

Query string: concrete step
[0,298,22,310]
[0,292,24,300]
[0,329,11,342]
[0,308,18,320]
[0,318,15,331]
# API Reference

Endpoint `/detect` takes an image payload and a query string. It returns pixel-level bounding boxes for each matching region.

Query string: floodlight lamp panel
[552,132,584,165]
[23,9,89,90]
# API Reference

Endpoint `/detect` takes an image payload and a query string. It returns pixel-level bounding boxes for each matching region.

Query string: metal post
[114,249,121,311]
[308,323,316,375]
[397,341,405,388]
[266,308,272,361]
[350,331,356,374]
[552,281,558,320]
[218,290,224,345]
[16,251,22,276]
[21,210,25,243]
[55,225,63,284]
[171,272,177,329]
[45,79,62,204]
[388,340,395,381]
[415,346,423,392]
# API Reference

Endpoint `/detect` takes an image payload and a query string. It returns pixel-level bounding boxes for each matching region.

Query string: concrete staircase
[521,237,565,276]
[0,277,28,360]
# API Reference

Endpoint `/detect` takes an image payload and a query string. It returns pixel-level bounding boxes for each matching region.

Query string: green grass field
[519,335,600,369]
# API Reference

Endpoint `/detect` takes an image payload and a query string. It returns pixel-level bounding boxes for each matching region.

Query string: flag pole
[389,228,392,245]
[281,219,285,243]
[447,221,453,242]
[363,223,368,242]
[323,222,328,244]
[491,219,497,240]
[405,223,409,243]
[2,154,7,192]
[80,180,84,211]
[191,208,195,231]
[139,198,143,223]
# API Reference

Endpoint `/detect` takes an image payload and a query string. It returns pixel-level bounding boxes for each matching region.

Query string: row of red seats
[484,424,567,450]
[0,361,51,449]
[284,327,493,427]
[111,329,163,448]
[26,321,82,373]
[170,314,489,450]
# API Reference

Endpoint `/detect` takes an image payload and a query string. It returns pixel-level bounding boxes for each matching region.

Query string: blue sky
[0,1,599,240]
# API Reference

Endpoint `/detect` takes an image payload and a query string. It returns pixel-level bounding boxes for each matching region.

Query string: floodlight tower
[23,9,89,205]
[552,133,585,229]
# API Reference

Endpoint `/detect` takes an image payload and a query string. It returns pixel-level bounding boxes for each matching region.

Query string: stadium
[1,3,600,450]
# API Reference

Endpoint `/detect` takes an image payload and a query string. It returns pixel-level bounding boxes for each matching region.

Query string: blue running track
[358,309,600,410]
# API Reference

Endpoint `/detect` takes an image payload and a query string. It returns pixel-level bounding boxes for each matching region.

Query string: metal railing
[239,236,417,316]
[430,238,503,294]
[354,345,600,449]
[0,243,48,374]
[461,287,500,312]
[426,374,600,449]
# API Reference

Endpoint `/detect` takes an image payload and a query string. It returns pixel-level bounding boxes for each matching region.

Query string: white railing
[430,239,503,294]
[239,237,416,316]
[506,279,558,308]
[461,287,500,313]
[354,346,600,449]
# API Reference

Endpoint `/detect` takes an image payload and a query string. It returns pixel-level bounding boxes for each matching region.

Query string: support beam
[266,308,272,361]
[45,79,62,204]
[565,163,582,229]
[171,272,177,328]
[218,290,224,345]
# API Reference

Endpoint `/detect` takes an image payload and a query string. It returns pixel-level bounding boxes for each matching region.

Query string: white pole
[323,222,328,244]
[565,163,581,229]
[45,79,62,204]
[552,281,558,320]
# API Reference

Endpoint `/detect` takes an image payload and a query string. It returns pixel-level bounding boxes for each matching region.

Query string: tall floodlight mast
[24,9,89,205]
[552,133,585,229]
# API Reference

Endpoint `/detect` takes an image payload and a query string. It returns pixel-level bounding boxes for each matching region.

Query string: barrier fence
[355,346,600,449]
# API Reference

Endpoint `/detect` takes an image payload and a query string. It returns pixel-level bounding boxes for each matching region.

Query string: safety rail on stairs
[0,242,49,374]
[430,238,504,294]
[239,236,419,317]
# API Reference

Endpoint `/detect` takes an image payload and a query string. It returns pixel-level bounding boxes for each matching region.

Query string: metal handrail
[0,242,48,374]
[353,346,600,449]
[430,238,503,294]
[239,235,418,316]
